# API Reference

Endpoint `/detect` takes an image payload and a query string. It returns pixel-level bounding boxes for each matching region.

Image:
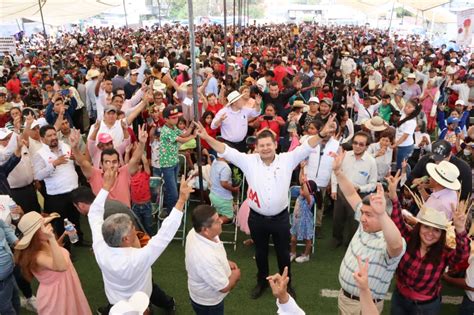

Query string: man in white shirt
[352,94,381,127]
[185,205,241,314]
[195,114,337,299]
[32,125,83,246]
[340,52,357,80]
[330,131,377,247]
[211,91,260,152]
[85,69,99,121]
[88,169,193,314]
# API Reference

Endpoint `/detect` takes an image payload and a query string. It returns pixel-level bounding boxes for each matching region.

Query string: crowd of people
[0,20,473,315]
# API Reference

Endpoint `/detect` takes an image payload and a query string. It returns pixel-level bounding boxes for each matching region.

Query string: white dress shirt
[276,296,305,315]
[88,119,126,148]
[88,189,183,304]
[211,107,260,143]
[219,142,312,215]
[185,229,231,306]
[331,151,377,194]
[353,94,381,125]
[7,146,34,189]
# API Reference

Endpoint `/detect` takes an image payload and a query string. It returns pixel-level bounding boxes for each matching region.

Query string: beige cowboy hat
[416,207,449,231]
[86,69,100,80]
[364,116,388,132]
[292,100,307,108]
[226,91,244,106]
[152,80,166,92]
[15,212,61,250]
[426,160,461,191]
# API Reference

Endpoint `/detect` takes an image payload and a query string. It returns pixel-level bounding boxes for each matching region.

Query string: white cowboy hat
[426,160,461,191]
[109,291,149,315]
[364,116,388,132]
[416,207,449,231]
[152,80,166,92]
[86,69,100,80]
[226,91,244,106]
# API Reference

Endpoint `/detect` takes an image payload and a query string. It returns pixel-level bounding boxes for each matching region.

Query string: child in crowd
[177,116,196,170]
[199,111,218,156]
[209,156,239,224]
[367,129,394,181]
[290,169,317,263]
[129,153,153,235]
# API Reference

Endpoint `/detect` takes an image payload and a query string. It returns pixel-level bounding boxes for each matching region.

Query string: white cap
[0,128,12,139]
[450,58,457,63]
[109,292,149,315]
[407,73,416,79]
[308,97,320,104]
[130,69,139,75]
[455,99,465,106]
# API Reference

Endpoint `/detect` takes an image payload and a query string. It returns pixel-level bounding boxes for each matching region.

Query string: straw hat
[152,80,166,92]
[109,291,149,315]
[15,212,60,250]
[426,160,461,191]
[416,207,449,231]
[364,116,388,132]
[292,100,306,108]
[86,69,100,80]
[226,91,244,106]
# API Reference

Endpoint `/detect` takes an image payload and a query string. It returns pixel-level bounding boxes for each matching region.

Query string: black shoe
[96,305,110,315]
[250,283,268,299]
[164,297,176,315]
[287,285,296,300]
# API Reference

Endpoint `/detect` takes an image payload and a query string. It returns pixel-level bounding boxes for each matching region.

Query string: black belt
[343,289,383,303]
[250,208,287,219]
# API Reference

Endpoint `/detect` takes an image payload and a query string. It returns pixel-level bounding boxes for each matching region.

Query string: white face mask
[463,149,471,156]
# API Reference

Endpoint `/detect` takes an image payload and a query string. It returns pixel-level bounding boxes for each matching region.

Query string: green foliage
[395,7,413,18]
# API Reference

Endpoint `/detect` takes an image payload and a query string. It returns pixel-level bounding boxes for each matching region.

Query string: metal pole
[37,0,53,75]
[123,0,129,27]
[238,0,241,33]
[387,0,395,33]
[233,0,236,54]
[158,0,161,27]
[224,0,228,75]
[187,0,204,201]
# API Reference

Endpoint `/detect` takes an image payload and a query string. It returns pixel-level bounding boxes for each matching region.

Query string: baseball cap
[308,97,320,104]
[430,140,451,162]
[163,105,183,119]
[130,69,139,75]
[0,128,12,139]
[0,87,7,95]
[407,73,416,79]
[104,105,118,113]
[97,133,113,144]
[455,100,465,106]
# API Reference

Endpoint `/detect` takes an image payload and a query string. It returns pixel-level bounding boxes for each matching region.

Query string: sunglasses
[352,141,366,147]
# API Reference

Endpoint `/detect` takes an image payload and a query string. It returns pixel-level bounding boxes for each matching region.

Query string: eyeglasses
[352,141,366,147]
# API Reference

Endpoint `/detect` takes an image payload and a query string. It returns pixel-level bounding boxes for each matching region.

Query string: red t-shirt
[257,116,284,138]
[89,165,131,207]
[201,124,218,150]
[6,79,21,95]
[130,171,151,204]
[206,103,223,116]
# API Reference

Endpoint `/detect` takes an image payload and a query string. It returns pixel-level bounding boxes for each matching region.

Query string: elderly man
[195,113,336,299]
[332,151,405,315]
[185,205,241,314]
[88,168,193,315]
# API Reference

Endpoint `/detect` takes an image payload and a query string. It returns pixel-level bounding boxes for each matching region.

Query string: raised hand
[320,113,337,137]
[452,197,471,233]
[94,120,101,130]
[385,169,401,200]
[103,168,117,191]
[178,175,195,202]
[330,150,345,173]
[192,121,210,140]
[138,124,148,144]
[369,183,387,216]
[267,266,290,304]
[68,129,81,148]
[25,113,34,129]
[353,256,369,291]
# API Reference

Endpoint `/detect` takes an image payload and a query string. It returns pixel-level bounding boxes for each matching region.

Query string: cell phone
[263,115,273,121]
[146,117,154,125]
[61,89,69,96]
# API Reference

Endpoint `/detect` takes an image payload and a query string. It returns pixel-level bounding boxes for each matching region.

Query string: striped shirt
[339,202,406,300]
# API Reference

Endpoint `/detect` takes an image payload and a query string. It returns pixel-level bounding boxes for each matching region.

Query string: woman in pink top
[15,212,91,315]
[420,79,439,131]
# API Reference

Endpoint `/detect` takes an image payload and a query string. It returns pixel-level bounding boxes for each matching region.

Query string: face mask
[464,149,471,156]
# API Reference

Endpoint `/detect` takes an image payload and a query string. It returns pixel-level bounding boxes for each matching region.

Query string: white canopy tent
[0,0,122,26]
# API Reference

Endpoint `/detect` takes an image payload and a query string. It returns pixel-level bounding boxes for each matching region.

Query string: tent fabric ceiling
[336,0,450,12]
[0,0,122,25]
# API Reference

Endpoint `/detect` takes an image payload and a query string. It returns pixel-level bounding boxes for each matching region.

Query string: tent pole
[224,0,228,75]
[123,0,129,27]
[187,0,204,202]
[38,0,53,75]
[233,0,236,54]
[387,0,395,33]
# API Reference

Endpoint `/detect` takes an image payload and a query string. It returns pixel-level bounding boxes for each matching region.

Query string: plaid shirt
[391,198,470,300]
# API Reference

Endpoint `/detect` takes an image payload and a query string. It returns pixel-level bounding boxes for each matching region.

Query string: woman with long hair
[387,173,470,315]
[14,212,91,315]
[392,99,421,169]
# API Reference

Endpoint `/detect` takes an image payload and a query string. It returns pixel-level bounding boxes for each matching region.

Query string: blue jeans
[0,273,20,315]
[391,288,441,315]
[460,295,474,315]
[190,299,224,315]
[132,202,154,236]
[396,144,414,170]
[161,164,180,213]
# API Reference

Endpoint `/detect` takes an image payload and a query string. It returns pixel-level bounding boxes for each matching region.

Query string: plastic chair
[217,174,246,251]
[149,176,164,217]
[288,185,317,254]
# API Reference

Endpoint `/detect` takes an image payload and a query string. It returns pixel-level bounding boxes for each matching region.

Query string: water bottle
[64,219,78,244]
[9,200,20,221]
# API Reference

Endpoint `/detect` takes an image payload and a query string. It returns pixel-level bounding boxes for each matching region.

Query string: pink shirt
[89,165,131,207]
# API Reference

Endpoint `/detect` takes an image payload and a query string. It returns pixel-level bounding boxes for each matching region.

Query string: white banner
[0,36,16,55]
[456,9,474,48]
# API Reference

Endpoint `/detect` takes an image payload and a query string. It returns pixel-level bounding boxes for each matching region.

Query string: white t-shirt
[185,229,231,306]
[395,114,416,147]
